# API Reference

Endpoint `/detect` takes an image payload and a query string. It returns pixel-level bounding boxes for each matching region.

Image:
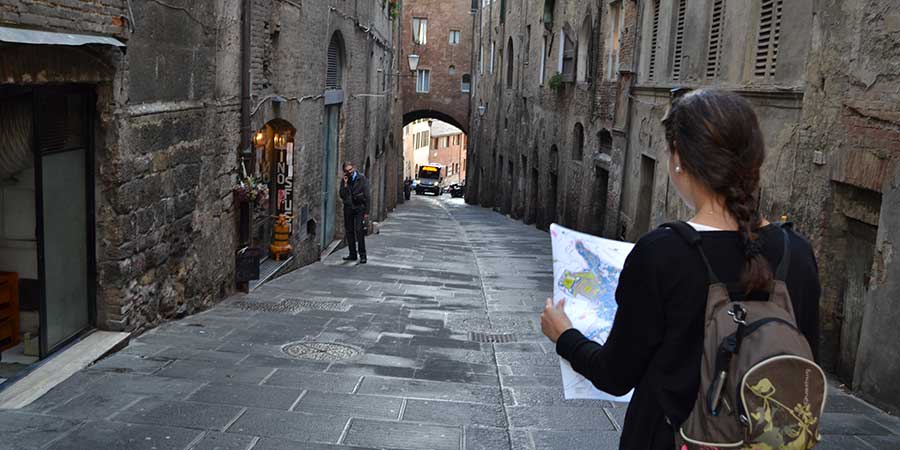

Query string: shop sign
[275,142,294,219]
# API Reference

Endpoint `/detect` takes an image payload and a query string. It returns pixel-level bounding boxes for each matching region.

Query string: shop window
[412,17,428,45]
[416,69,431,93]
[672,0,688,80]
[462,74,472,92]
[754,0,783,78]
[706,0,726,78]
[326,32,344,89]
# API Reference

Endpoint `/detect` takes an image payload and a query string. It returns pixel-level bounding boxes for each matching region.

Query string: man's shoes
[343,255,358,261]
[359,256,367,264]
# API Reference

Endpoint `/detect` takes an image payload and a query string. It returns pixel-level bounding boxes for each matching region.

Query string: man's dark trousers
[343,207,366,258]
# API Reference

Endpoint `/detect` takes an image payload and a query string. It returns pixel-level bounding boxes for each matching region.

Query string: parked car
[448,183,465,198]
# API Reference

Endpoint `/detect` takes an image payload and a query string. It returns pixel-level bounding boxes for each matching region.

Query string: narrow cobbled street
[2,196,898,450]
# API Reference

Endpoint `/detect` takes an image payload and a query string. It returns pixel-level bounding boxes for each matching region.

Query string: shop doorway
[0,86,96,383]
[321,105,340,249]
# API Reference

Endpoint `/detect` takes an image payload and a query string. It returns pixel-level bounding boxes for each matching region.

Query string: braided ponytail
[663,90,772,294]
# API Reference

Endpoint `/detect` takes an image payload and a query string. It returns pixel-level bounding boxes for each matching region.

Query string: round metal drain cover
[282,342,361,361]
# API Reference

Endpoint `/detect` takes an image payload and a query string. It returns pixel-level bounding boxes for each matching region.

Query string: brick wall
[400,0,473,132]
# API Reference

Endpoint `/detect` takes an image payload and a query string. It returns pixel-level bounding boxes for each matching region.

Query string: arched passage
[402,109,468,134]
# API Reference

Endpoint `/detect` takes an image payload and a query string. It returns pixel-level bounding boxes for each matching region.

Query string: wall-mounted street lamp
[407,54,420,72]
[253,130,266,147]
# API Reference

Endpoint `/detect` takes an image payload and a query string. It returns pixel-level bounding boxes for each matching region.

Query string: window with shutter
[754,0,783,78]
[326,34,343,89]
[672,0,687,80]
[648,0,660,80]
[706,0,725,78]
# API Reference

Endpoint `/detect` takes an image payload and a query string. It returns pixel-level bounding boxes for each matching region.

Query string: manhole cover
[468,331,517,343]
[282,342,361,361]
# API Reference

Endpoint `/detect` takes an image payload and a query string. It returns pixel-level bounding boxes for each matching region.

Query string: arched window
[449,65,457,76]
[461,74,471,93]
[573,123,584,160]
[506,37,515,89]
[326,32,345,89]
[598,129,612,155]
[577,16,592,82]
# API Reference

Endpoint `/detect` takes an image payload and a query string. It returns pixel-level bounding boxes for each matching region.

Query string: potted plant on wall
[548,72,564,92]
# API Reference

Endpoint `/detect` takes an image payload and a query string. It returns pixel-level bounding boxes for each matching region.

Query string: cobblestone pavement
[2,196,899,450]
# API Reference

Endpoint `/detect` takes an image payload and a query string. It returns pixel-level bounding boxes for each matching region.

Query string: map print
[550,224,635,402]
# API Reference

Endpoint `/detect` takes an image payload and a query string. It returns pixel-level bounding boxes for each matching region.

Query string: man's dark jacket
[339,172,370,214]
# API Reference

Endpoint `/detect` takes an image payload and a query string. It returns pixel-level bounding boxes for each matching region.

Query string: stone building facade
[399,0,474,132]
[466,0,639,236]
[0,0,401,356]
[468,0,900,413]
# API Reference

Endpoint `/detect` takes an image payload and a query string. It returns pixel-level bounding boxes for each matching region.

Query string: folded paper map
[550,224,634,402]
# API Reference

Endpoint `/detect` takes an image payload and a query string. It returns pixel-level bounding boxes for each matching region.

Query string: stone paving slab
[226,409,348,444]
[341,419,462,450]
[45,421,203,450]
[0,195,896,450]
[111,398,245,431]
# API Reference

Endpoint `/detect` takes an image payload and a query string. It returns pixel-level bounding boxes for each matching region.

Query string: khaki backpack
[662,221,827,450]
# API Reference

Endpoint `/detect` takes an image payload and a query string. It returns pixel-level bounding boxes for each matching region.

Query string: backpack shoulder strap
[771,222,793,281]
[659,221,720,284]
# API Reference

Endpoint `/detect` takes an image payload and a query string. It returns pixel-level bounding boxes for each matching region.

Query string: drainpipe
[238,0,252,292]
[241,0,252,157]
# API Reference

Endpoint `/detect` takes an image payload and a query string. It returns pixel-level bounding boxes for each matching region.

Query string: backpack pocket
[740,355,827,450]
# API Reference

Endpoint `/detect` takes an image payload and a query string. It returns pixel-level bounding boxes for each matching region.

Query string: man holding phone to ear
[339,161,370,264]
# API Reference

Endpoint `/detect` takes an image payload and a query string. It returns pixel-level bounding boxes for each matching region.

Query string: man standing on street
[339,162,370,264]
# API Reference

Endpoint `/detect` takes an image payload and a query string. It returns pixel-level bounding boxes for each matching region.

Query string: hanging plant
[548,72,564,91]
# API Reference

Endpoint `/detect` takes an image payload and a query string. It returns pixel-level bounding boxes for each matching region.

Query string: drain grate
[468,331,517,343]
[281,297,346,303]
[229,301,300,314]
[228,298,350,314]
[282,342,361,361]
[283,299,351,312]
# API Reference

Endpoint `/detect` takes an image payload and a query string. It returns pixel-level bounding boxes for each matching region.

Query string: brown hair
[662,89,771,294]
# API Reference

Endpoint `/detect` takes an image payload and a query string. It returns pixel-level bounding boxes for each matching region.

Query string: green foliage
[548,72,564,91]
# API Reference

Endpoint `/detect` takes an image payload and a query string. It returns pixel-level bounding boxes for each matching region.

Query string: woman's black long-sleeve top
[555,224,821,450]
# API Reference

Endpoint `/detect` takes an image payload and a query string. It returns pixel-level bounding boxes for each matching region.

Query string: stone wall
[1,0,402,335]
[467,0,637,234]
[0,0,129,38]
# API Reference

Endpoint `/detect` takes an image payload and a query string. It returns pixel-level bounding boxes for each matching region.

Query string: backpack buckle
[728,304,748,325]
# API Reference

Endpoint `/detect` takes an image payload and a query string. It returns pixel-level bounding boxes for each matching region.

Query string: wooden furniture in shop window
[0,272,20,352]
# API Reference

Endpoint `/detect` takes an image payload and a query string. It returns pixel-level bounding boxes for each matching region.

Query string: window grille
[671,0,687,80]
[648,0,661,80]
[706,0,725,78]
[754,0,783,77]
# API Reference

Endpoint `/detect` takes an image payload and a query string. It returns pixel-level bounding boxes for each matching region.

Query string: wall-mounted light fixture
[274,134,287,149]
[408,54,420,72]
[253,130,266,147]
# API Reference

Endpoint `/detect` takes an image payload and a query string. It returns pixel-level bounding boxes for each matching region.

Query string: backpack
[661,221,827,450]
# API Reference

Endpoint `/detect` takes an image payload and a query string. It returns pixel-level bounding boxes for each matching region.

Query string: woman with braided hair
[540,89,821,450]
